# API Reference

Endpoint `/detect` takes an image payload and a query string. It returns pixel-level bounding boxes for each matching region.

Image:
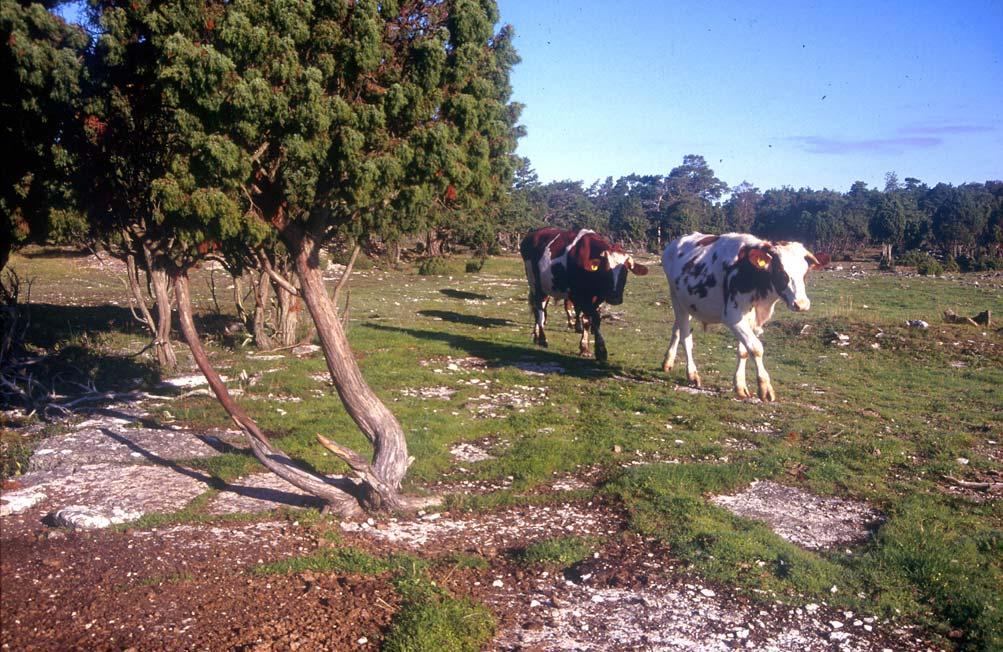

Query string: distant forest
[499,155,1003,271]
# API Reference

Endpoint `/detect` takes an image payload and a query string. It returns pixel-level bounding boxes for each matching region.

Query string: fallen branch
[944,475,1003,492]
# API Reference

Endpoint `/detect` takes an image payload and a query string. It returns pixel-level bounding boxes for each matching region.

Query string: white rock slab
[711,480,883,550]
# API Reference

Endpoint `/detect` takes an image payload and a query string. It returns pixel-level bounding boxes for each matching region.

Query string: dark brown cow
[520,228,648,362]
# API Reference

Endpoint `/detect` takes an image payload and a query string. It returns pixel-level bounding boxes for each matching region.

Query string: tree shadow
[99,428,327,510]
[364,323,618,380]
[417,309,514,328]
[18,247,91,260]
[25,303,146,348]
[439,288,492,301]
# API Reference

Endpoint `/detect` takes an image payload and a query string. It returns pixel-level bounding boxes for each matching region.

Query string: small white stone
[700,588,716,597]
[830,621,844,629]
[357,636,368,645]
[492,579,504,588]
[805,603,819,613]
[530,600,541,608]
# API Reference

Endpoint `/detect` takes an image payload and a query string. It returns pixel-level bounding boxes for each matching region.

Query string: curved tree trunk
[148,266,178,371]
[287,233,412,510]
[173,272,362,516]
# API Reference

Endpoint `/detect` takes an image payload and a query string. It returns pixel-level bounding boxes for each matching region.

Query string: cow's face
[752,243,826,312]
[588,248,649,305]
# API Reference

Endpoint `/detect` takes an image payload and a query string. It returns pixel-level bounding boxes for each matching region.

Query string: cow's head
[585,243,649,305]
[747,242,828,312]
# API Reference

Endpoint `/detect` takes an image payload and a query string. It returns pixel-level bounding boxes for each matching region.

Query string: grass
[254,544,496,652]
[7,247,1003,649]
[514,535,596,568]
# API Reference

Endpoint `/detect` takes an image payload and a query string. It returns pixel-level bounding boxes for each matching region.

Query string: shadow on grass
[100,428,325,509]
[364,322,619,380]
[439,288,492,301]
[18,247,91,260]
[417,309,514,328]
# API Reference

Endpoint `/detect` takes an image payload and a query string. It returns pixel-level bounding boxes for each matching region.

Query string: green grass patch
[514,535,595,568]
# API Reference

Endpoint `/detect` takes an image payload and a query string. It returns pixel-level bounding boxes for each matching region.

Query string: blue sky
[497,1,1002,193]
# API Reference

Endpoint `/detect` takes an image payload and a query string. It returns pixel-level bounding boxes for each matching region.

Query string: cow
[661,232,828,401]
[520,227,648,362]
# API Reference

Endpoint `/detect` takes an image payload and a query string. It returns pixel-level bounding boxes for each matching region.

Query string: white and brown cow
[521,227,648,362]
[661,232,828,401]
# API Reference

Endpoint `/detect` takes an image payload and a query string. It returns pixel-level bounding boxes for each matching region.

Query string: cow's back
[663,232,764,323]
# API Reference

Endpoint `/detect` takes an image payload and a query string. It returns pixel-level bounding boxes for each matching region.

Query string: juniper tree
[1,0,87,270]
[89,0,521,513]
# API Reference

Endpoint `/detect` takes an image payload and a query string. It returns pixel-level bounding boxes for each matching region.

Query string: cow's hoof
[595,348,608,363]
[735,385,751,399]
[687,372,701,388]
[758,380,776,402]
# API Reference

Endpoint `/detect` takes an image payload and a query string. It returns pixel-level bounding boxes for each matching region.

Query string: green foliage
[418,257,450,276]
[515,536,594,568]
[1,0,88,266]
[912,254,943,276]
[464,256,486,273]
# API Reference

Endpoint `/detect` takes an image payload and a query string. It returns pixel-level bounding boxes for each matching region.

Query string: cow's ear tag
[749,249,771,270]
[588,259,602,272]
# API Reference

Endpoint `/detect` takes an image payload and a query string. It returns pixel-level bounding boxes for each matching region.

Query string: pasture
[2,247,1002,651]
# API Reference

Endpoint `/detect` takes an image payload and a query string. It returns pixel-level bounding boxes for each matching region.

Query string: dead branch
[944,475,1003,492]
[331,245,360,304]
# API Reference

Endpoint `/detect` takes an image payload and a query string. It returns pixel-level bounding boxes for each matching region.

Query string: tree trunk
[250,270,274,349]
[287,233,411,510]
[124,253,159,343]
[426,230,444,257]
[173,272,362,516]
[233,274,247,324]
[148,266,178,370]
[271,275,301,347]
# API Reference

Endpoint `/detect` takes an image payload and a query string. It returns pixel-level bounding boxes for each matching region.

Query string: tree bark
[173,272,362,516]
[250,269,275,349]
[272,278,301,347]
[287,233,411,510]
[124,253,159,342]
[148,266,178,371]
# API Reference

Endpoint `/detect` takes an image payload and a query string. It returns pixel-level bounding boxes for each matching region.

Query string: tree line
[499,156,1003,270]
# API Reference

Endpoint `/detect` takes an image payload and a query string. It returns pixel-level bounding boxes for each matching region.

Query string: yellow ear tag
[755,257,769,269]
[590,263,600,271]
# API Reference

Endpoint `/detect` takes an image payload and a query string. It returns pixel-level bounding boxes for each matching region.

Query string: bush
[464,257,485,273]
[418,257,449,276]
[915,255,943,276]
[942,256,960,273]
[897,250,930,268]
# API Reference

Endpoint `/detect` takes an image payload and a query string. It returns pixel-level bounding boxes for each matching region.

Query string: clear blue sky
[497,0,1002,193]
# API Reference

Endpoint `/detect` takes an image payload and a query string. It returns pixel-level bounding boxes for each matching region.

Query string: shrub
[915,256,943,276]
[942,256,960,273]
[418,257,449,276]
[464,257,485,273]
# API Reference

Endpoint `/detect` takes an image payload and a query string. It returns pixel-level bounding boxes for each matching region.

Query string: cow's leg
[530,294,550,347]
[680,317,700,387]
[578,315,590,356]
[727,322,774,401]
[734,342,751,398]
[564,299,578,331]
[661,294,686,373]
[586,306,607,362]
